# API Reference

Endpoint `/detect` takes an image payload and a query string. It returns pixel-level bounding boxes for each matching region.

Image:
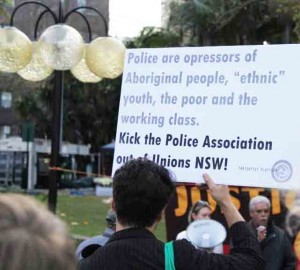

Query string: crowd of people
[0,157,299,269]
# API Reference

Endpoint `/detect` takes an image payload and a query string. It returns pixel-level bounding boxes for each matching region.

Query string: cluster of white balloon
[0,24,126,83]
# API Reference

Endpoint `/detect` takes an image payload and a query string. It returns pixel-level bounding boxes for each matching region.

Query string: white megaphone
[186,219,227,249]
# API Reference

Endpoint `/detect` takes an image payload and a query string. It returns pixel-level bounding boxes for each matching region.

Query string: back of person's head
[106,209,116,229]
[286,206,300,238]
[249,195,271,211]
[0,194,76,270]
[113,157,175,228]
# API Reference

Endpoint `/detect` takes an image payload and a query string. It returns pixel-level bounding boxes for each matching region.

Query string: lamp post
[1,0,125,213]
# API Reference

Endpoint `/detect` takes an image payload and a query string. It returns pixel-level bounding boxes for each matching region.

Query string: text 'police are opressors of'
[127,51,242,66]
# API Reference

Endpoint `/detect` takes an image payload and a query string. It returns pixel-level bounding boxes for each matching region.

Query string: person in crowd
[247,195,296,270]
[76,209,116,260]
[79,157,264,270]
[176,200,223,253]
[286,206,300,270]
[0,193,76,270]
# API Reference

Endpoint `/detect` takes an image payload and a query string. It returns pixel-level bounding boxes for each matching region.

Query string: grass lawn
[55,195,167,242]
[2,191,167,243]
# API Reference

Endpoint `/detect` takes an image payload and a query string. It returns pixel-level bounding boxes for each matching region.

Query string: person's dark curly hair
[113,157,175,228]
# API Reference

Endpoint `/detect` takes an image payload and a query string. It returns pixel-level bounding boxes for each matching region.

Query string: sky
[109,0,162,39]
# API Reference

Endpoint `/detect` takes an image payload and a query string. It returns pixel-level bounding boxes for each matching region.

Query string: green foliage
[169,0,261,45]
[63,72,122,151]
[270,0,299,17]
[14,87,52,136]
[294,12,300,40]
[14,71,121,152]
[1,0,12,4]
[183,0,245,28]
[128,27,181,48]
[167,0,300,45]
[0,0,12,23]
[287,3,300,43]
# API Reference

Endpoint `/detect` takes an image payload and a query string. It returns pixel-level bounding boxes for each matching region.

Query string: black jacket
[247,220,296,270]
[79,221,264,270]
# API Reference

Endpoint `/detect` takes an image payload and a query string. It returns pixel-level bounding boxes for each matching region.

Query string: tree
[14,72,122,152]
[0,0,12,24]
[166,0,300,45]
[127,26,181,48]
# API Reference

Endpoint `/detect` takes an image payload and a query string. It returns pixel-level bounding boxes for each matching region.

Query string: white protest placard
[112,44,300,189]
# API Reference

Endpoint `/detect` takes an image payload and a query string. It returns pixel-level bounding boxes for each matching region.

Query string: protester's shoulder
[79,235,106,248]
[271,224,287,237]
[76,234,110,258]
[273,224,285,233]
[173,239,216,269]
[273,225,292,242]
[229,221,249,234]
[246,220,252,227]
[78,241,109,270]
[173,238,196,252]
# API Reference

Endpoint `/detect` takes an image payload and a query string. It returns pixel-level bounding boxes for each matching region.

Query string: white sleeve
[176,230,188,240]
[212,244,223,254]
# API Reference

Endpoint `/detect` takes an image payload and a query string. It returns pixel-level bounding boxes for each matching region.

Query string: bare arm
[203,173,244,227]
[175,174,264,270]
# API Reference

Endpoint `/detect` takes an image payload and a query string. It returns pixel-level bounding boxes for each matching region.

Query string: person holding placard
[79,158,264,270]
